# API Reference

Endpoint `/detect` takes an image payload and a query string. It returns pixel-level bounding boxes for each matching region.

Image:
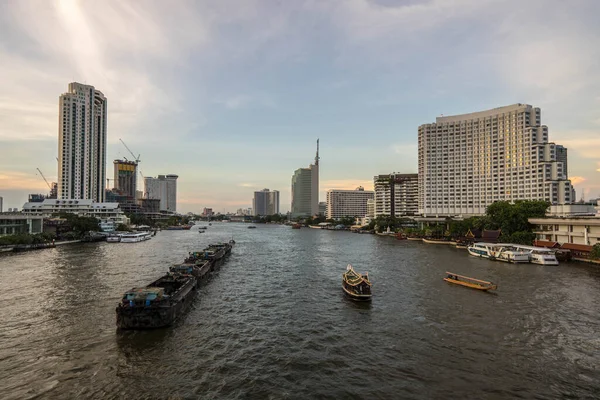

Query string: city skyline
[1,1,600,212]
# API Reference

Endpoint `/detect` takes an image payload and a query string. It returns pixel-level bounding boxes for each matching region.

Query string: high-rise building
[58,82,107,202]
[326,187,374,220]
[252,189,280,216]
[0,196,3,213]
[555,145,568,178]
[113,160,138,198]
[291,140,320,218]
[144,174,178,212]
[374,173,418,217]
[366,199,375,218]
[418,104,574,217]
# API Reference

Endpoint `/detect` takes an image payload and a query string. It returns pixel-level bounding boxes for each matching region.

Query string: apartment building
[253,189,280,216]
[144,174,178,212]
[326,187,374,220]
[58,82,107,202]
[291,140,320,217]
[418,104,574,217]
[373,173,418,217]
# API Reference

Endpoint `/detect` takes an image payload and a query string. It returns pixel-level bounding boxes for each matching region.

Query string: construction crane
[36,168,52,190]
[119,138,141,164]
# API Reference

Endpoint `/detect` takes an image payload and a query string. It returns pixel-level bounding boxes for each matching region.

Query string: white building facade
[58,82,107,202]
[252,189,280,216]
[418,104,575,217]
[374,173,418,217]
[144,174,178,212]
[529,216,600,246]
[21,199,128,230]
[326,187,374,220]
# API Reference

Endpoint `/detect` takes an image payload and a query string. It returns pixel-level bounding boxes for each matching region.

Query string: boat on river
[106,234,121,243]
[467,242,530,263]
[248,225,256,229]
[443,272,497,291]
[342,264,372,301]
[507,244,559,265]
[116,273,197,329]
[292,223,302,229]
[120,232,152,243]
[170,260,212,281]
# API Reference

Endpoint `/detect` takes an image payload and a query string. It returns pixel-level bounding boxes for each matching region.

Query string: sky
[1,0,599,213]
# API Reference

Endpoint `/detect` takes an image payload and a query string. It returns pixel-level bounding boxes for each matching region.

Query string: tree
[590,244,600,260]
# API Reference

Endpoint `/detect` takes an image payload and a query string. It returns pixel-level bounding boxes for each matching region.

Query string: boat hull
[443,278,495,291]
[342,285,372,301]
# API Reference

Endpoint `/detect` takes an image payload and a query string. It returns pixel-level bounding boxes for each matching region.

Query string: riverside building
[373,173,418,217]
[252,189,280,216]
[418,104,575,217]
[144,174,178,212]
[326,187,374,220]
[58,82,107,202]
[291,140,320,218]
[113,160,138,198]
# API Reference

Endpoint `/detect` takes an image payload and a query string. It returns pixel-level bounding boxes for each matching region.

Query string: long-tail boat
[443,272,497,291]
[116,273,197,329]
[342,264,372,301]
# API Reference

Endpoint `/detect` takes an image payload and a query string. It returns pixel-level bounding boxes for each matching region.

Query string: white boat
[120,232,152,243]
[508,244,559,265]
[467,242,530,263]
[106,234,121,243]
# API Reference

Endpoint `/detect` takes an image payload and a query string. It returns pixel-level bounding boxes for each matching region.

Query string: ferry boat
[467,242,530,263]
[120,232,152,243]
[342,264,372,301]
[106,234,121,243]
[508,244,559,265]
[116,273,197,329]
[443,272,497,291]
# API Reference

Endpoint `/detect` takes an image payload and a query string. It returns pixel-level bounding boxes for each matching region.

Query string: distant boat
[198,226,208,230]
[342,264,372,301]
[291,223,302,229]
[198,230,205,234]
[165,225,192,230]
[247,225,257,229]
[443,272,497,291]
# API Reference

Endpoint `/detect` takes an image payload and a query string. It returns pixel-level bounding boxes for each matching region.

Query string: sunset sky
[1,0,599,213]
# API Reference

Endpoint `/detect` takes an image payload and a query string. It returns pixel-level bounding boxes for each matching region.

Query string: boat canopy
[124,287,165,301]
[344,264,371,286]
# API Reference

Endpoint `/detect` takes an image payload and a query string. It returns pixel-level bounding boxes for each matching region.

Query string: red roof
[533,240,561,248]
[560,243,593,252]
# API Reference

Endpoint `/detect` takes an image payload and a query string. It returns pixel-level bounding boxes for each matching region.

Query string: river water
[0,223,599,399]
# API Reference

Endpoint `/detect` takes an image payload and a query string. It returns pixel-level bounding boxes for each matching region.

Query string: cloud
[238,183,256,188]
[570,176,586,185]
[0,171,50,191]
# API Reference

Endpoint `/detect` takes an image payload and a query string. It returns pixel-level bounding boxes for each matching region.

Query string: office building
[0,196,3,213]
[113,159,138,198]
[252,189,280,216]
[202,208,214,217]
[374,173,419,217]
[58,82,107,202]
[326,187,374,220]
[291,140,320,217]
[418,104,575,217]
[144,174,178,212]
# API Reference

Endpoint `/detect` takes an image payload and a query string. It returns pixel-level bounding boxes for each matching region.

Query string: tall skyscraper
[113,159,138,198]
[291,140,320,217]
[418,104,574,217]
[144,174,178,212]
[252,189,280,216]
[58,82,107,202]
[373,173,419,217]
[555,145,568,178]
[0,196,3,213]
[326,187,374,220]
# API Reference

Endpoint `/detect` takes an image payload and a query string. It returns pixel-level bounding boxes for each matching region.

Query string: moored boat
[467,242,530,263]
[116,273,197,329]
[120,232,152,243]
[292,223,302,229]
[443,272,497,291]
[342,264,372,301]
[507,244,559,265]
[106,234,121,243]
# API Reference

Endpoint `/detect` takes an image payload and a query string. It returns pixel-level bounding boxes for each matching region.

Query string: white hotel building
[373,173,419,217]
[418,104,574,217]
[58,82,107,202]
[326,187,374,220]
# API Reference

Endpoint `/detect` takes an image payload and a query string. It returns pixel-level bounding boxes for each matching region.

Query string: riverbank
[0,239,82,254]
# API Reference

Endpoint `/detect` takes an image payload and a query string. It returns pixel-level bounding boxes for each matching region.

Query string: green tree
[590,244,600,260]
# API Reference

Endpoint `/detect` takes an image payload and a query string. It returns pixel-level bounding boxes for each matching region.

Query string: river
[1,223,599,399]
